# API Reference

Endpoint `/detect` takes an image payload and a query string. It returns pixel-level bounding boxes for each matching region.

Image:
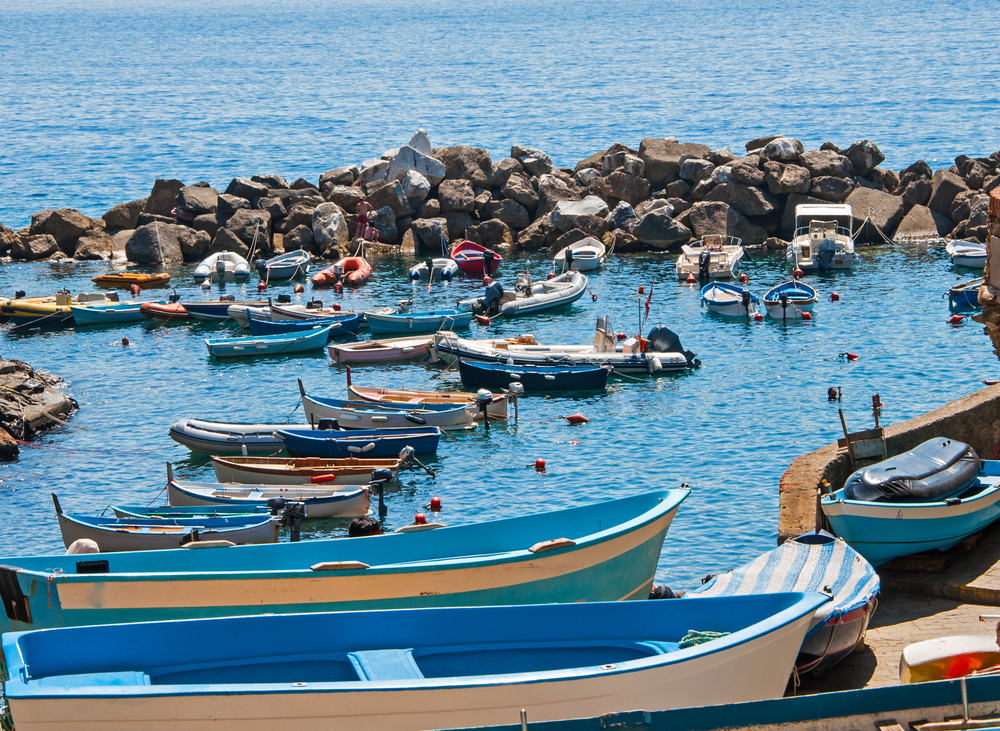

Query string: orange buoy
[830,292,840,302]
[534,458,546,471]
[686,273,696,284]
[563,414,590,425]
[638,286,644,294]
[739,273,750,284]
[310,474,338,484]
[948,314,965,325]
[333,282,344,294]
[802,312,813,320]
[754,313,764,322]
[257,281,266,292]
[476,315,491,326]
[793,268,805,279]
[414,513,427,525]
[430,497,442,512]
[569,440,580,445]
[294,283,304,294]
[483,276,493,286]
[616,332,627,341]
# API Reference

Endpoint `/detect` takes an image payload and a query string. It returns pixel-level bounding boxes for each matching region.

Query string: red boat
[451,240,502,276]
[139,302,191,323]
[312,257,372,288]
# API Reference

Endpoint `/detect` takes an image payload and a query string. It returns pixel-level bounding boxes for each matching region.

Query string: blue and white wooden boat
[70,301,158,326]
[248,312,363,338]
[299,381,475,430]
[256,249,311,282]
[168,418,309,455]
[168,480,371,519]
[53,496,278,552]
[278,426,442,458]
[946,240,987,269]
[458,359,610,392]
[948,276,984,310]
[763,280,818,320]
[112,504,270,519]
[184,300,267,322]
[365,309,472,336]
[205,325,335,357]
[1,591,827,731]
[553,236,607,273]
[685,530,879,676]
[0,489,689,636]
[211,455,401,485]
[821,438,1000,566]
[409,257,459,281]
[701,280,759,317]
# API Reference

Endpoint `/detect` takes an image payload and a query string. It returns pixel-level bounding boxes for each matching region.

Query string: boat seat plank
[348,649,424,681]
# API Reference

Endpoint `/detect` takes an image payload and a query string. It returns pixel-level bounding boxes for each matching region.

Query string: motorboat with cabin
[786,204,855,271]
[676,235,743,280]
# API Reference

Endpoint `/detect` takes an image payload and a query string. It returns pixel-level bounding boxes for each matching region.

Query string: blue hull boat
[248,312,363,338]
[821,442,1000,566]
[458,359,609,392]
[685,530,879,675]
[184,300,267,322]
[701,280,759,317]
[365,310,472,336]
[205,325,336,357]
[762,280,818,320]
[2,591,827,731]
[112,504,270,519]
[948,277,983,310]
[278,426,442,457]
[0,489,688,635]
[70,301,158,326]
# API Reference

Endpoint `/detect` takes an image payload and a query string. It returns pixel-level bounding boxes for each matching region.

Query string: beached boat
[193,251,252,283]
[948,276,984,310]
[140,302,191,323]
[763,280,818,320]
[366,309,472,336]
[211,455,401,485]
[900,633,1000,684]
[299,381,476,431]
[459,270,588,318]
[409,257,459,281]
[71,300,156,326]
[184,300,267,322]
[168,418,308,454]
[248,312,363,338]
[947,240,988,269]
[256,249,311,281]
[205,324,335,357]
[0,489,689,636]
[312,256,372,287]
[278,426,442,458]
[553,236,606,273]
[675,235,744,281]
[431,317,698,375]
[2,291,120,328]
[685,530,879,675]
[451,239,502,275]
[91,272,171,289]
[458,359,610,392]
[168,480,371,519]
[1,590,826,731]
[328,335,432,364]
[701,280,759,317]
[786,203,855,271]
[821,438,1000,566]
[345,369,507,420]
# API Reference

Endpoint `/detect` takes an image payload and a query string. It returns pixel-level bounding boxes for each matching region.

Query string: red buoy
[841,352,859,361]
[754,312,764,322]
[739,273,750,284]
[591,292,598,301]
[257,281,266,292]
[948,314,965,325]
[535,458,546,471]
[332,303,341,311]
[638,286,644,294]
[430,497,442,512]
[475,315,491,326]
[310,474,338,484]
[129,284,141,297]
[616,332,627,341]
[414,513,427,525]
[547,272,556,280]
[563,413,590,425]
[793,268,805,279]
[294,283,304,294]
[802,312,813,321]
[121,336,129,346]
[569,440,580,445]
[483,276,493,286]
[686,273,696,284]
[333,283,344,294]
[830,292,840,302]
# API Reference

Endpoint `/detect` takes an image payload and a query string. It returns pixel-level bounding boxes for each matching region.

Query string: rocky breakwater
[1,130,998,266]
[0,359,76,460]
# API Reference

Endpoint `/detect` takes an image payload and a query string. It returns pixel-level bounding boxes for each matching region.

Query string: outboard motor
[816,239,837,271]
[476,281,505,317]
[317,418,339,431]
[276,293,291,304]
[215,258,227,278]
[266,497,287,515]
[424,258,434,281]
[14,290,25,300]
[306,298,323,309]
[255,259,267,279]
[483,249,496,274]
[279,502,306,542]
[168,290,181,303]
[779,291,789,319]
[740,289,752,316]
[698,249,711,280]
[565,247,574,272]
[646,325,699,368]
[369,467,395,519]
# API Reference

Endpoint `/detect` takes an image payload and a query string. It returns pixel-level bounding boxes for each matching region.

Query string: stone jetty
[0,359,76,460]
[1,130,997,265]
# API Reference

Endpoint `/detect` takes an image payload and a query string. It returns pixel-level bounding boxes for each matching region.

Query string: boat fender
[476,315,491,326]
[646,358,654,375]
[650,357,662,373]
[311,474,338,484]
[404,414,427,425]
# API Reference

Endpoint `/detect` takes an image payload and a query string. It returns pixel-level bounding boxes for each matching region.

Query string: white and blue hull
[947,242,988,269]
[701,281,759,317]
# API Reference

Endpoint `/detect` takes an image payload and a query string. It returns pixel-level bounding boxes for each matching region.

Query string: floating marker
[739,273,750,284]
[686,273,697,284]
[802,312,812,320]
[476,315,491,326]
[638,286,644,294]
[257,281,266,292]
[333,283,344,294]
[754,313,764,322]
[948,314,965,325]
[414,513,427,525]
[563,414,590,425]
[830,292,840,302]
[294,284,304,294]
[569,440,580,445]
[840,352,859,361]
[617,332,627,341]
[483,276,493,286]
[534,458,546,471]
[129,284,141,297]
[591,292,598,301]
[793,268,804,279]
[332,303,341,311]
[547,272,557,280]
[430,497,442,512]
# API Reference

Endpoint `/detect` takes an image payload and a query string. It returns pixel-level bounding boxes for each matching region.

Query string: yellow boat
[2,292,120,327]
[91,272,171,289]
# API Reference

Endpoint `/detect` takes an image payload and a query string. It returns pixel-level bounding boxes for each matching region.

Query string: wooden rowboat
[451,240,501,275]
[328,336,432,364]
[211,455,400,485]
[168,480,372,519]
[345,367,507,420]
[91,272,171,289]
[278,426,442,458]
[205,325,335,357]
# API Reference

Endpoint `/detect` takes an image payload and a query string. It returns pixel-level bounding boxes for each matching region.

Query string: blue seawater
[1,0,999,227]
[0,248,992,590]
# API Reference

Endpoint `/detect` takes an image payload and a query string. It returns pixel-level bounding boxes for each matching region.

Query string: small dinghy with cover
[822,438,1000,566]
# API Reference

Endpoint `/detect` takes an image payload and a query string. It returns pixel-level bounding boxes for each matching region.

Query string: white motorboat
[946,240,988,269]
[676,235,743,280]
[193,251,252,283]
[785,204,855,271]
[458,270,589,318]
[553,236,606,273]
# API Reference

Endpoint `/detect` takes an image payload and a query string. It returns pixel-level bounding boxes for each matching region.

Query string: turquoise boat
[1,592,827,731]
[204,324,335,357]
[365,309,473,336]
[0,489,688,636]
[71,301,161,326]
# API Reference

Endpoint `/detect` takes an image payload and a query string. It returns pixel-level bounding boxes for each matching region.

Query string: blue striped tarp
[685,532,879,629]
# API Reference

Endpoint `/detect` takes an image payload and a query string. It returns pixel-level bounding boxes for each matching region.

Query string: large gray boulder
[516,214,556,250]
[399,171,431,213]
[894,204,953,239]
[210,228,249,257]
[410,218,449,253]
[798,150,854,178]
[319,166,358,188]
[928,169,970,218]
[370,206,398,244]
[227,209,271,249]
[251,174,288,190]
[810,176,856,202]
[433,145,493,188]
[537,174,582,215]
[11,234,59,260]
[550,196,610,231]
[176,185,219,214]
[482,198,531,231]
[275,203,317,235]
[438,179,476,213]
[730,164,766,187]
[102,199,145,230]
[843,187,906,242]
[609,201,639,231]
[192,213,229,239]
[638,138,712,186]
[501,172,539,211]
[687,201,737,238]
[225,178,269,200]
[125,222,183,265]
[143,179,184,217]
[312,203,349,253]
[706,183,778,217]
[633,210,691,249]
[217,194,250,214]
[325,185,365,212]
[844,140,885,177]
[408,128,433,155]
[760,137,803,162]
[44,209,95,254]
[366,180,412,218]
[257,197,287,220]
[284,224,318,255]
[896,160,933,190]
[359,159,389,188]
[172,225,211,261]
[71,231,119,261]
[443,211,474,240]
[491,158,524,188]
[679,158,714,183]
[511,145,553,177]
[764,162,811,195]
[898,178,932,208]
[385,146,446,187]
[466,219,514,249]
[593,171,649,207]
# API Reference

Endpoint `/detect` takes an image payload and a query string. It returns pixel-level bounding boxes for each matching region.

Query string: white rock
[312,203,349,249]
[575,168,601,186]
[382,148,399,161]
[550,195,611,231]
[359,159,389,186]
[385,145,446,187]
[711,165,736,184]
[400,170,432,210]
[761,137,804,163]
[408,129,433,155]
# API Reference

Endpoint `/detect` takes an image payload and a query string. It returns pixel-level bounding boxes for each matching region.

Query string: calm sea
[0,0,998,589]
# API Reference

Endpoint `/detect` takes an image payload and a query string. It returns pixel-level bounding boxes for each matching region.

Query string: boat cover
[844,438,981,503]
[686,532,879,634]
